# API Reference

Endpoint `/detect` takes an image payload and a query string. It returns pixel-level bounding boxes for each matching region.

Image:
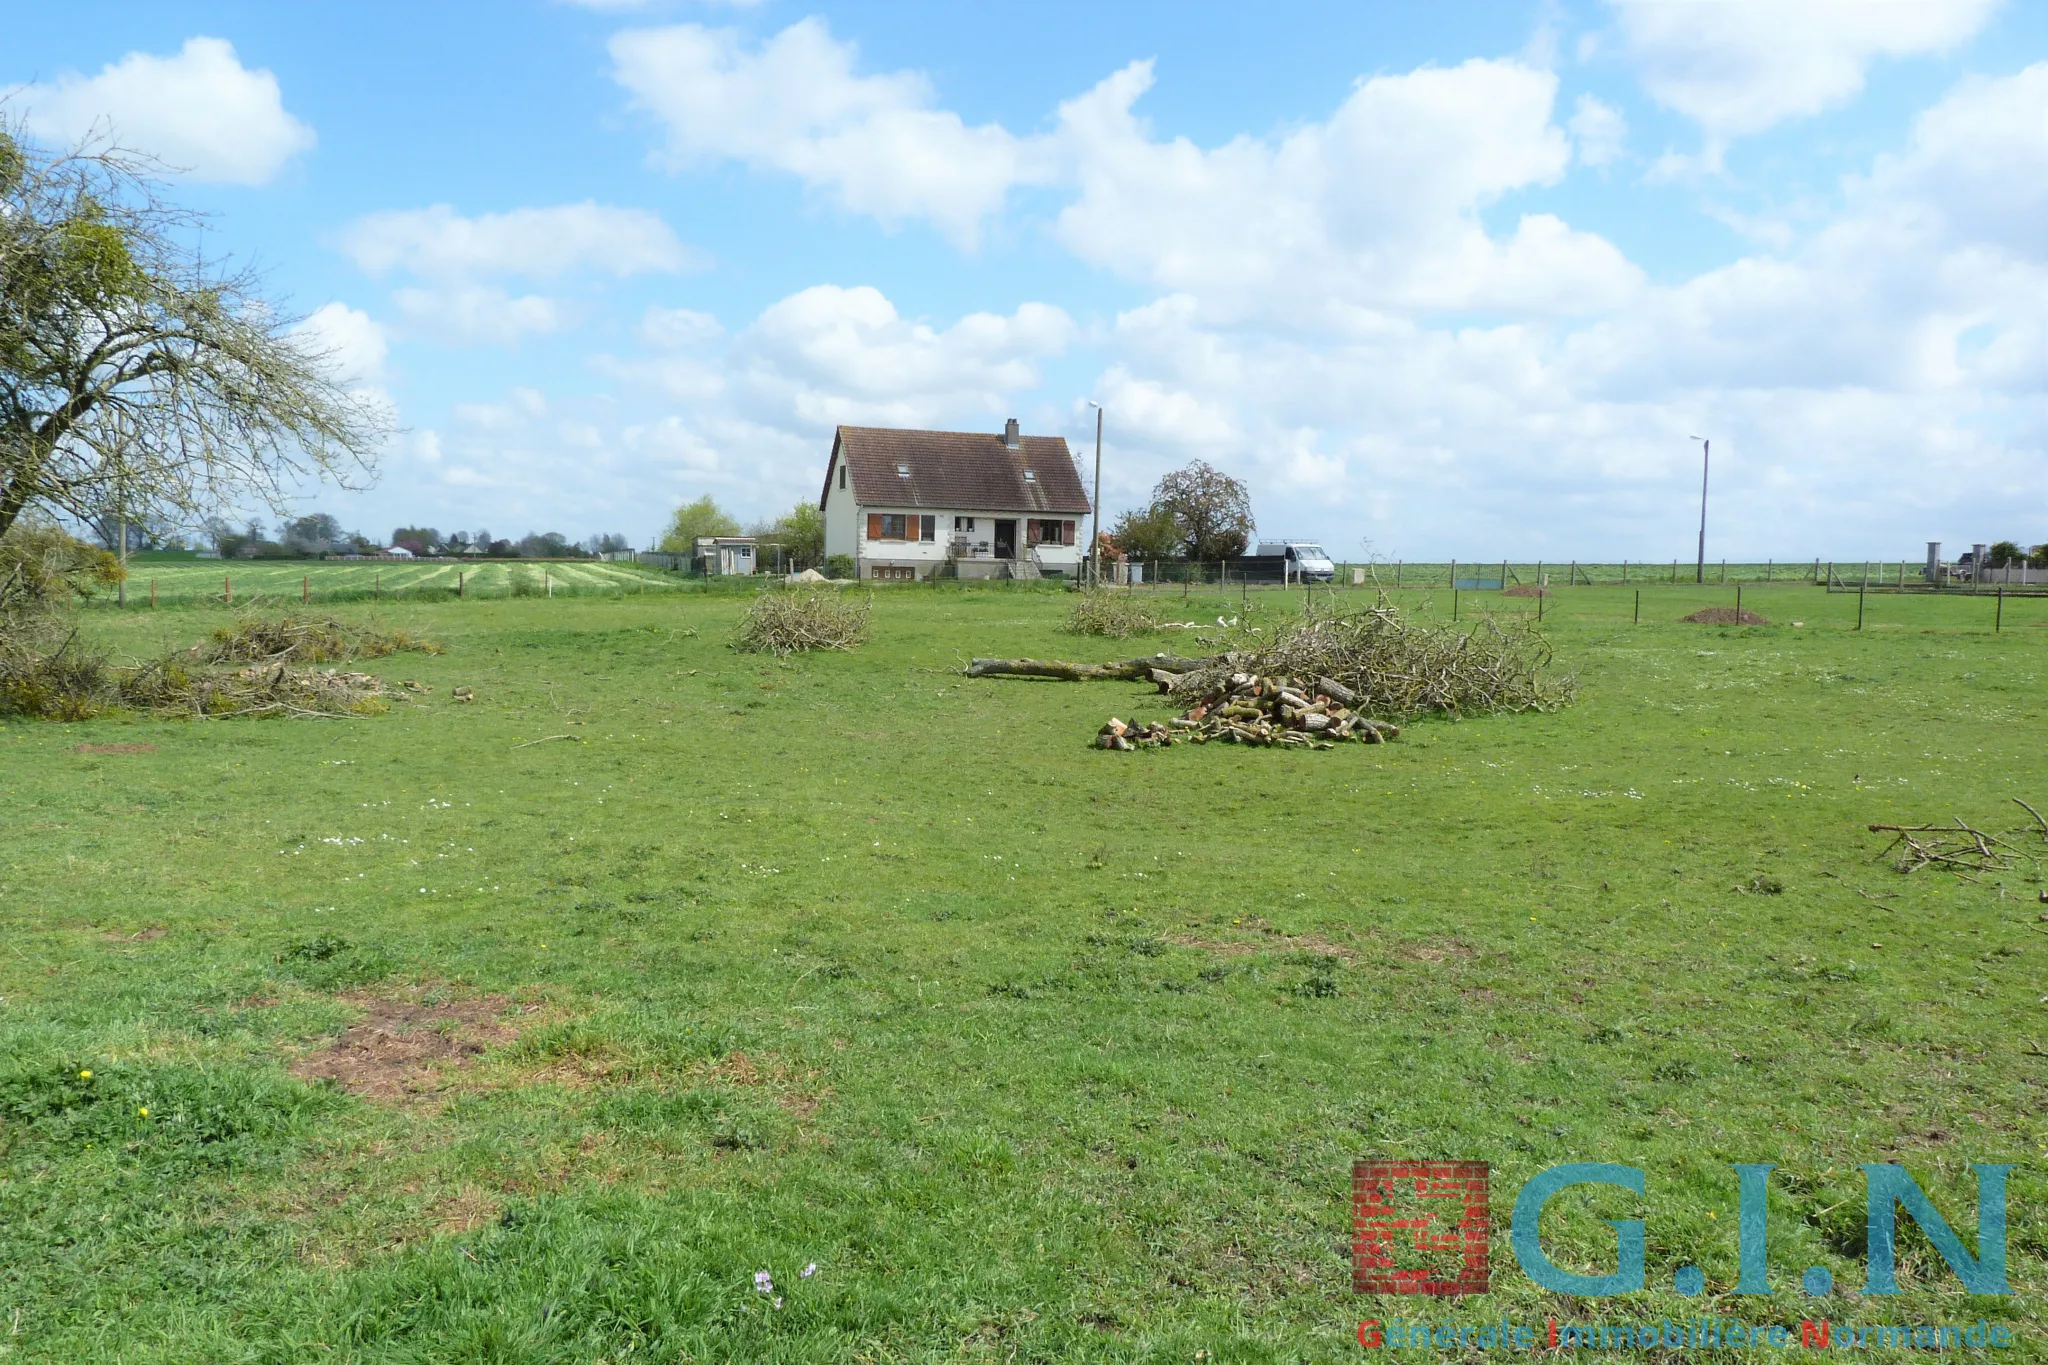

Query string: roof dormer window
[1023,469,1036,482]
[896,463,910,477]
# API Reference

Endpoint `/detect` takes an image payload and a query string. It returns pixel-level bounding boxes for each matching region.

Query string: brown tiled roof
[821,425,1091,515]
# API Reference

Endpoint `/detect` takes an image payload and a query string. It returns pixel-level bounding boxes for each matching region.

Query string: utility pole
[1087,401,1104,586]
[1690,435,1710,584]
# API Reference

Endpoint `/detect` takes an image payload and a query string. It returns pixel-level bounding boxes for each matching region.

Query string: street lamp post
[1690,435,1710,585]
[1087,401,1104,586]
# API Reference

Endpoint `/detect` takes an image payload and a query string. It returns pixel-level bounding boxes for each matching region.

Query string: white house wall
[856,509,1084,578]
[823,467,858,562]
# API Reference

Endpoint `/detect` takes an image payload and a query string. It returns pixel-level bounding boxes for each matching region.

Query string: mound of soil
[1682,607,1771,626]
[1502,584,1549,598]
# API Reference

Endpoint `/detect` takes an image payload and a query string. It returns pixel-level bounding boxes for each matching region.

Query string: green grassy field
[108,558,688,606]
[2,584,2043,1362]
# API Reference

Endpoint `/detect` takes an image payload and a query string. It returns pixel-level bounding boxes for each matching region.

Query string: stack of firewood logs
[1096,670,1399,750]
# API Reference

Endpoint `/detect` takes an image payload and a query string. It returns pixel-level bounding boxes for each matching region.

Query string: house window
[953,516,976,532]
[1023,470,1037,482]
[867,513,911,540]
[838,462,846,490]
[919,515,936,542]
[1027,519,1070,546]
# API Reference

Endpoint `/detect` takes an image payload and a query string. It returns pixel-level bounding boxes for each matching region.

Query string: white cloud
[293,303,388,383]
[640,305,723,348]
[8,36,314,184]
[1609,0,2000,149]
[610,18,1056,248]
[1569,93,1628,167]
[1855,60,2048,261]
[731,284,1074,428]
[339,202,697,279]
[394,285,565,344]
[290,303,397,432]
[1052,58,1642,320]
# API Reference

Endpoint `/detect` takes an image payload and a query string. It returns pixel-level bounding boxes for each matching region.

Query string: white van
[1254,540,1336,583]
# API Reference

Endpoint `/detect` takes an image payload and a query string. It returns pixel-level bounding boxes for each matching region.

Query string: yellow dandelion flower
[78,1069,93,1080]
[138,1107,149,1117]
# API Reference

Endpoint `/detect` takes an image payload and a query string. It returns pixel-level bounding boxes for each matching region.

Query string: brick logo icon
[1352,1160,1490,1295]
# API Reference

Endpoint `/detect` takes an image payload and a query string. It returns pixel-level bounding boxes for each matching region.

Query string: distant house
[693,536,756,576]
[384,545,415,558]
[820,419,1091,581]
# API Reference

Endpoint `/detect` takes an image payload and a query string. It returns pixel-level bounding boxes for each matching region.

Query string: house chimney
[1003,417,1020,450]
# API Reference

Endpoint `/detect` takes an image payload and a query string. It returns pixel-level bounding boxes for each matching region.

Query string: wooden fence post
[302,575,309,604]
[225,575,232,606]
[1633,589,1640,624]
[149,578,156,608]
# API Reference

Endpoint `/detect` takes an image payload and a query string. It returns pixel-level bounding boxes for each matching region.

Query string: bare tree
[0,121,389,540]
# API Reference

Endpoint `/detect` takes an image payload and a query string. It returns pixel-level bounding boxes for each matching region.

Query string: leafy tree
[0,123,389,540]
[657,496,740,552]
[391,526,440,556]
[1109,503,1183,562]
[517,531,574,558]
[1114,461,1254,562]
[583,532,631,555]
[281,512,343,556]
[1986,540,2025,569]
[754,502,824,567]
[2030,543,2048,570]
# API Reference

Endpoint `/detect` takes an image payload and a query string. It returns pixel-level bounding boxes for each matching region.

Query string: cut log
[1316,676,1357,704]
[966,654,1219,681]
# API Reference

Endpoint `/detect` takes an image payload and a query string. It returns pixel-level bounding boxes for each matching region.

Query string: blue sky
[6,0,2043,557]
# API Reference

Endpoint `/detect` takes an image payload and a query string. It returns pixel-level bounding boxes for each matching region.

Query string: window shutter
[867,513,882,540]
[1063,520,1076,545]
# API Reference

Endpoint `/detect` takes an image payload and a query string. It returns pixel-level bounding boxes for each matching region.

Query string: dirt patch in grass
[103,925,167,941]
[74,742,157,754]
[1397,936,1480,964]
[1682,607,1771,626]
[704,1049,828,1121]
[1164,929,1358,963]
[293,992,531,1105]
[1502,584,1548,598]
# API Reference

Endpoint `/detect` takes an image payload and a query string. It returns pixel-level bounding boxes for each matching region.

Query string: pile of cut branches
[732,589,871,656]
[2,607,427,722]
[1098,672,1399,750]
[1868,800,2048,881]
[1068,590,1164,638]
[1171,602,1573,718]
[120,658,390,719]
[193,613,441,665]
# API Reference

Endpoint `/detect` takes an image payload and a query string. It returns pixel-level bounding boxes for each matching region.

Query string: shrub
[824,554,856,580]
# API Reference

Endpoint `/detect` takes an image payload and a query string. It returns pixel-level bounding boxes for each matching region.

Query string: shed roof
[822,425,1090,515]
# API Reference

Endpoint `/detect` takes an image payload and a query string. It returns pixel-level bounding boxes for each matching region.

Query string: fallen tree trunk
[965,655,1219,681]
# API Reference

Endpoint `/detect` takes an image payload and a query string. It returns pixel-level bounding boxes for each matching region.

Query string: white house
[821,419,1091,581]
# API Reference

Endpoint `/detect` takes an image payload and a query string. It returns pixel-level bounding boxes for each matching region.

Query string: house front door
[993,519,1016,559]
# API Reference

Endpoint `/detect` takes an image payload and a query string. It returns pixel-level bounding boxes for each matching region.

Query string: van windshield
[1295,545,1327,559]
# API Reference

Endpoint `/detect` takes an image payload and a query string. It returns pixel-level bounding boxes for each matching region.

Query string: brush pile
[732,588,871,656]
[1097,671,1400,750]
[1170,602,1573,718]
[1868,800,2048,880]
[194,614,441,665]
[1068,590,1162,638]
[120,658,391,718]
